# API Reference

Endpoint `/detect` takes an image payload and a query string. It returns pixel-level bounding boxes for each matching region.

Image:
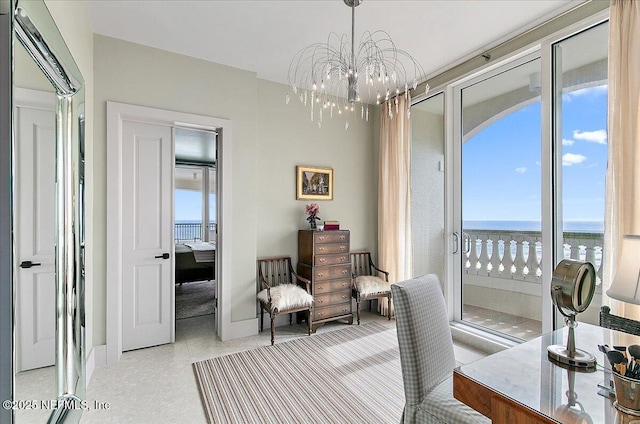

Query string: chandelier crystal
[287,0,428,129]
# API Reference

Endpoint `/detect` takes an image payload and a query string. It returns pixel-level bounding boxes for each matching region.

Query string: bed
[175,242,215,285]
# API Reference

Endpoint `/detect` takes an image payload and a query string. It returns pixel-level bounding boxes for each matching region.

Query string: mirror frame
[2,0,86,422]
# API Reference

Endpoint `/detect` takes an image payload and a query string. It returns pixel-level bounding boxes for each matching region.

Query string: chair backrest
[391,274,456,405]
[257,256,293,289]
[351,251,373,277]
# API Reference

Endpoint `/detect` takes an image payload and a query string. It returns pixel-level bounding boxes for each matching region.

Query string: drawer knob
[317,273,324,277]
[340,246,345,251]
[342,270,347,274]
[341,257,346,262]
[319,236,325,241]
[342,295,347,299]
[340,235,345,240]
[319,258,326,263]
[319,247,325,252]
[342,308,348,312]
[318,285,324,290]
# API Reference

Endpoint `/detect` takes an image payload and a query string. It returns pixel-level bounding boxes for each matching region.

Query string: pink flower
[305,203,319,216]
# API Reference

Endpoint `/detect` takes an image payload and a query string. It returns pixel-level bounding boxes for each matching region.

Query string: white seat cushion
[257,284,313,312]
[355,275,391,296]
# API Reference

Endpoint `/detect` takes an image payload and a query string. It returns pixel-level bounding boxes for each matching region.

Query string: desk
[454,323,640,423]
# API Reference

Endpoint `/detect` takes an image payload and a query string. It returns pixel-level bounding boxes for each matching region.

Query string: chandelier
[287,0,428,129]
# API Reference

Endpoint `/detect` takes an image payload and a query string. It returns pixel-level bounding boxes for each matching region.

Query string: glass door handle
[453,232,459,254]
[463,232,471,254]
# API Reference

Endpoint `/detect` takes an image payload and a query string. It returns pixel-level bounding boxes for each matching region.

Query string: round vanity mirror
[552,259,596,317]
[548,259,597,369]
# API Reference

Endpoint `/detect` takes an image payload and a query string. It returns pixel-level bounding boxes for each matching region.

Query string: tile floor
[462,304,543,340]
[15,309,487,424]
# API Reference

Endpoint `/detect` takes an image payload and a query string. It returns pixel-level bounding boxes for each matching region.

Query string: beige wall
[93,35,378,344]
[256,79,377,260]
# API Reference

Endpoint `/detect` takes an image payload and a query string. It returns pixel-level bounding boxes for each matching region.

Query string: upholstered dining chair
[351,251,391,325]
[391,275,489,423]
[257,256,314,345]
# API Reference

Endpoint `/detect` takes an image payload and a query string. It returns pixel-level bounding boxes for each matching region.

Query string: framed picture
[296,165,333,200]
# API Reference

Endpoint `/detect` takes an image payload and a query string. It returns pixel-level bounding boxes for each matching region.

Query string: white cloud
[573,129,607,144]
[515,167,527,174]
[562,138,575,146]
[562,153,587,166]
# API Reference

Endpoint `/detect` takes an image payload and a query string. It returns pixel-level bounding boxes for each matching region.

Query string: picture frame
[296,165,333,200]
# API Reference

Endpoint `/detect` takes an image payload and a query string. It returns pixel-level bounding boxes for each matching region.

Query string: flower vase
[309,218,317,231]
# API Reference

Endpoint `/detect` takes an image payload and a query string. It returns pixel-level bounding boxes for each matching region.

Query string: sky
[175,191,216,222]
[462,85,608,225]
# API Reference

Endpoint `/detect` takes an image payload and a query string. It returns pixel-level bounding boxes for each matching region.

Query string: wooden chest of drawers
[297,230,353,331]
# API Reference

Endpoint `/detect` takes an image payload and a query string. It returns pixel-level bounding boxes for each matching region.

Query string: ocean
[463,220,603,233]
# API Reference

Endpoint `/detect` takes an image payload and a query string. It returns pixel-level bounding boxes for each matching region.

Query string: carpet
[175,280,216,320]
[193,322,404,424]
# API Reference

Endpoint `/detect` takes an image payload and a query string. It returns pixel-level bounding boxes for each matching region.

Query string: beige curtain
[378,95,413,316]
[604,0,640,318]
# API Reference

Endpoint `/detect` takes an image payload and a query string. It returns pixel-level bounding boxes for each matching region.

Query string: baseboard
[86,345,107,385]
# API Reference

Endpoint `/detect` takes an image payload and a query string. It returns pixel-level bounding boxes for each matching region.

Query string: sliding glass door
[455,56,544,341]
[451,20,608,341]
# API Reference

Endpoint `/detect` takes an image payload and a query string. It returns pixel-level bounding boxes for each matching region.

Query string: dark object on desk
[600,305,640,336]
[175,243,215,285]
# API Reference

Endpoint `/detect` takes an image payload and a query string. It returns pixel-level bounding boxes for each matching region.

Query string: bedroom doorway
[174,128,218,331]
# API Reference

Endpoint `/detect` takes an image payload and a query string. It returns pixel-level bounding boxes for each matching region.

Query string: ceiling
[84,0,582,89]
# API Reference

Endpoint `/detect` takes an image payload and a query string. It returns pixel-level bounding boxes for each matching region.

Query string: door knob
[20,261,41,269]
[155,253,170,259]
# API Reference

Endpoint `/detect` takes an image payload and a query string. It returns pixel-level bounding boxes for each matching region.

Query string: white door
[15,103,56,371]
[121,120,173,351]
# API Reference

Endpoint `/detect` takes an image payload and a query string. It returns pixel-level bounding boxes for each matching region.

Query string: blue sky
[175,190,216,222]
[462,85,608,224]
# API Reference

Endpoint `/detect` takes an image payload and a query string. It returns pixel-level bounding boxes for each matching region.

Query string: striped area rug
[193,322,404,423]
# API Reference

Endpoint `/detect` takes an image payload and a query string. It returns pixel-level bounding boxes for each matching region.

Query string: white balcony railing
[464,229,603,283]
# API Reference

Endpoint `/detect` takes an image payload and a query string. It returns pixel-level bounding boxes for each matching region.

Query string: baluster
[468,235,480,275]
[513,237,527,279]
[489,237,502,277]
[569,243,580,260]
[504,239,516,278]
[524,238,538,281]
[595,246,604,283]
[478,234,491,275]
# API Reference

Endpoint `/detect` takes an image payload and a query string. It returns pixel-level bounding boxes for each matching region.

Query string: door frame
[106,101,232,365]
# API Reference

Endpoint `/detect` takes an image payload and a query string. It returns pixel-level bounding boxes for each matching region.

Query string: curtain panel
[604,0,640,317]
[378,96,413,316]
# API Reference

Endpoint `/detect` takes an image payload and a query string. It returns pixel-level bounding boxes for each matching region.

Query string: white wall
[93,35,378,343]
[411,104,445,283]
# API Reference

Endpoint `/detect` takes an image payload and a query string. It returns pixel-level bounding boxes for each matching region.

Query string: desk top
[454,323,640,423]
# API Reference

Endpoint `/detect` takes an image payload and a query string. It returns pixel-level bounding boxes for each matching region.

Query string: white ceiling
[84,0,582,87]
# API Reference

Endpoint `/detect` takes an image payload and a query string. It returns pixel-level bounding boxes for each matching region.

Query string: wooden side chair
[257,256,313,345]
[351,251,391,325]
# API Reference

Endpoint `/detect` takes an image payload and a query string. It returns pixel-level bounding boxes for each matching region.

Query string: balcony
[175,222,217,243]
[462,229,603,341]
